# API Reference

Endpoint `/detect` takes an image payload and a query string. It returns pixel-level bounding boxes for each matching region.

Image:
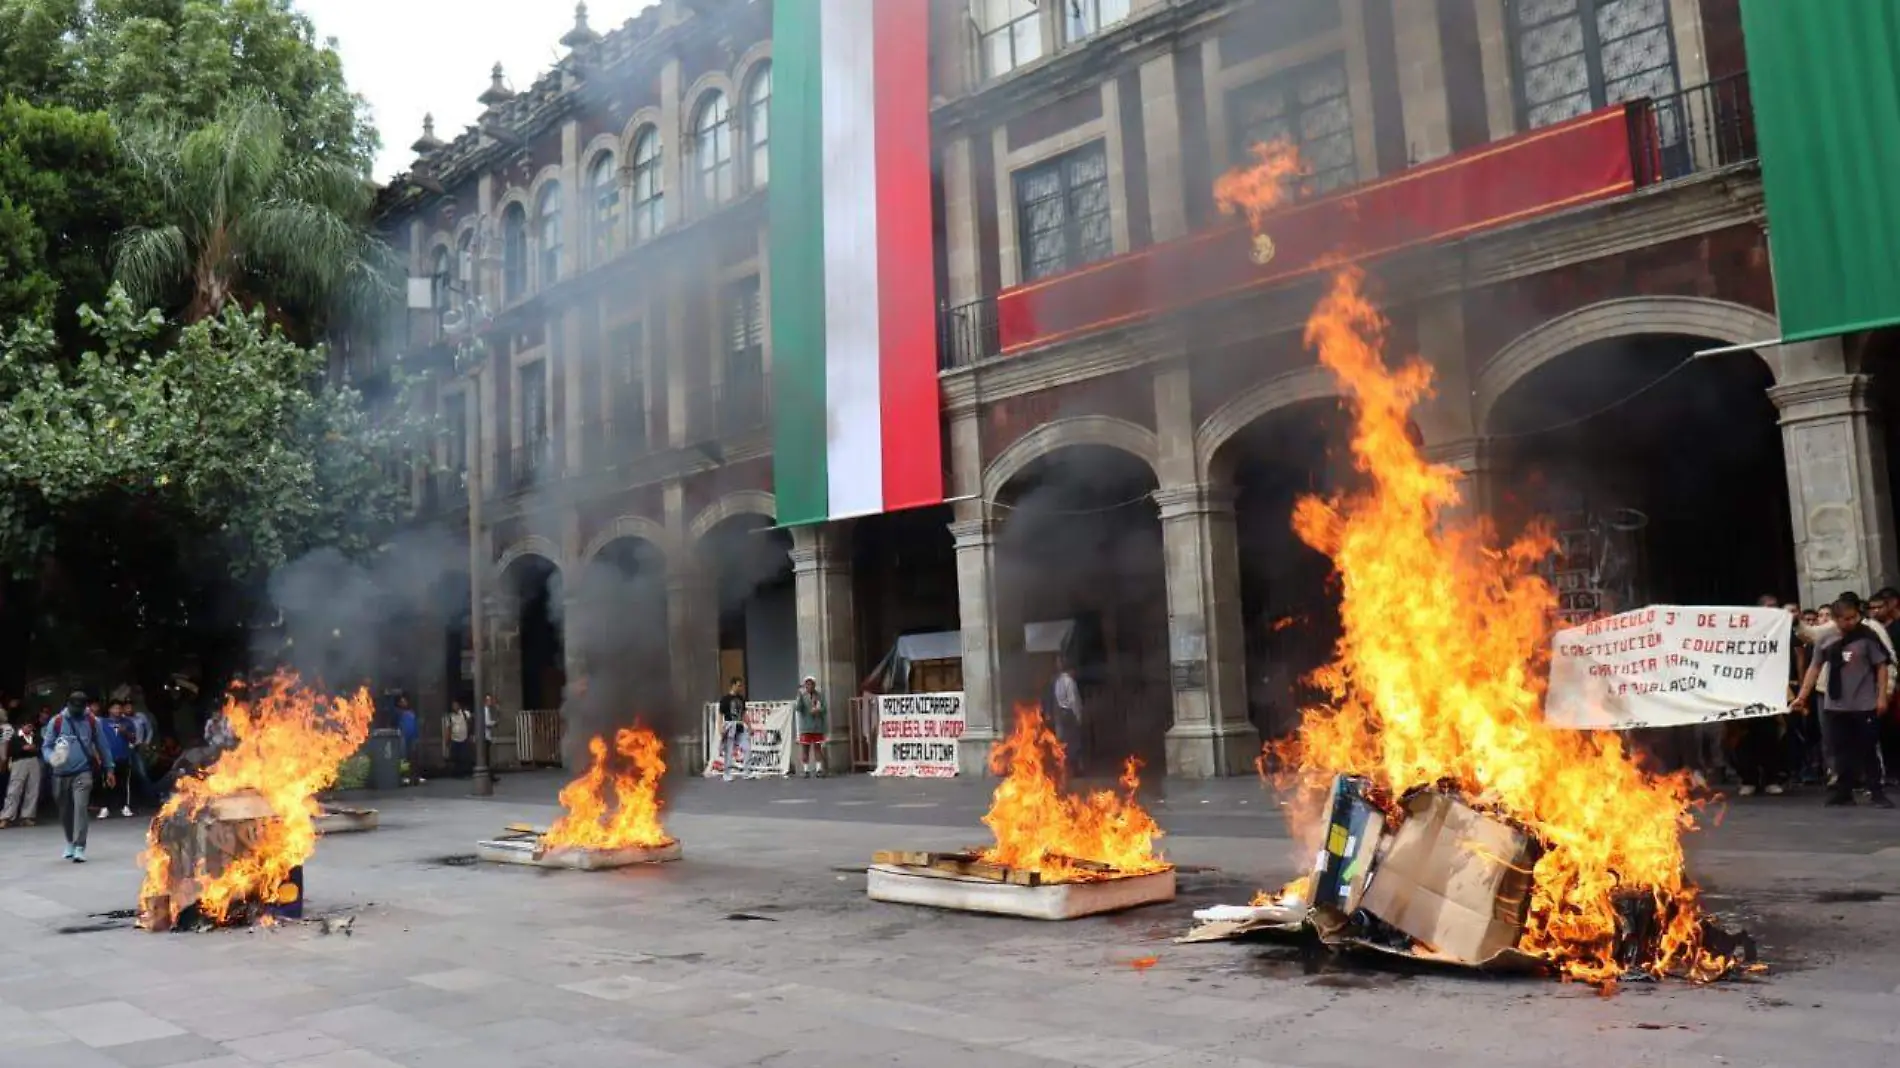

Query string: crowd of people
[0,691,162,860]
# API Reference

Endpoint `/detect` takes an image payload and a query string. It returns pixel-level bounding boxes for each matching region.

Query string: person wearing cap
[1794,593,1894,808]
[793,676,826,778]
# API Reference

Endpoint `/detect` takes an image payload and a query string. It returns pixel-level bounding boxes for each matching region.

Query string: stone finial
[410,113,445,156]
[561,2,600,49]
[479,63,514,108]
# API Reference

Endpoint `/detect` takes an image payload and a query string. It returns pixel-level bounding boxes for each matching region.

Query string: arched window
[693,90,733,209]
[501,203,528,304]
[630,126,664,241]
[536,181,563,288]
[589,152,620,263]
[457,229,477,294]
[430,246,453,316]
[745,64,771,188]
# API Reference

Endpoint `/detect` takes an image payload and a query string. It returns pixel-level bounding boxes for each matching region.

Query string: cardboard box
[1358,790,1537,966]
[1307,775,1386,915]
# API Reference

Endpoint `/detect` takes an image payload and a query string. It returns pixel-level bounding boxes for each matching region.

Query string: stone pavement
[0,777,1895,1068]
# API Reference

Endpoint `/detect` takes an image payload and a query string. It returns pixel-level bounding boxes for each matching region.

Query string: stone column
[941,136,982,304]
[482,590,522,768]
[666,563,717,772]
[1138,51,1189,242]
[1154,483,1260,778]
[1768,372,1900,607]
[950,515,1017,776]
[1470,0,1517,140]
[790,522,857,773]
[1392,0,1453,164]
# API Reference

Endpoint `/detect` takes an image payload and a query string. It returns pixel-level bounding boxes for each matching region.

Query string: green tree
[113,96,392,328]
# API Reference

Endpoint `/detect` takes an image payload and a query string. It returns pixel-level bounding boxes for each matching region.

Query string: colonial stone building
[372,0,1898,777]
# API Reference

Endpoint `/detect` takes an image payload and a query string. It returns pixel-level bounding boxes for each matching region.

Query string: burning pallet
[867,849,1176,920]
[474,822,682,871]
[139,791,305,932]
[313,804,379,834]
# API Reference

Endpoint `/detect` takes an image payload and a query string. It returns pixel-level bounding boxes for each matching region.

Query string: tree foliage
[114,95,394,328]
[0,288,422,581]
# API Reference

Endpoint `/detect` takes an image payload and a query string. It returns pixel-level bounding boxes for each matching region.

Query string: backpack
[48,712,102,775]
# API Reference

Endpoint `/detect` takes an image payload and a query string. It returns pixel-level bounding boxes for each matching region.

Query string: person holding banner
[1793,594,1894,809]
[794,676,826,778]
[718,677,749,783]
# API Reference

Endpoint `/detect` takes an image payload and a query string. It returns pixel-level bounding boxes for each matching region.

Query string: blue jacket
[397,709,418,744]
[43,710,118,777]
[104,717,133,761]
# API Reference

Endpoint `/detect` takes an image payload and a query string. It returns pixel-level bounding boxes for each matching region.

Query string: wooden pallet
[497,822,548,841]
[872,850,1041,886]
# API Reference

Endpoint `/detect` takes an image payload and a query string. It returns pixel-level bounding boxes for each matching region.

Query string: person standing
[395,695,422,785]
[794,676,826,779]
[717,678,748,782]
[444,700,473,778]
[96,701,136,820]
[43,692,117,861]
[1051,656,1085,777]
[1797,595,1895,789]
[0,711,42,827]
[1795,594,1894,808]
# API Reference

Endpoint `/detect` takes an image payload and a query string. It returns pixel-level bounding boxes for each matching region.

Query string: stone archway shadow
[1194,366,1343,484]
[688,490,778,545]
[981,416,1162,503]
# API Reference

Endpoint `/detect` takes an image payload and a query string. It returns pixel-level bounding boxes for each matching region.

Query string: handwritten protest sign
[1546,606,1791,730]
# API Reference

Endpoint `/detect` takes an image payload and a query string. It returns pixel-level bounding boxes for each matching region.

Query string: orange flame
[541,726,674,851]
[1214,139,1304,231]
[140,673,373,926]
[1276,267,1721,983]
[977,704,1168,881]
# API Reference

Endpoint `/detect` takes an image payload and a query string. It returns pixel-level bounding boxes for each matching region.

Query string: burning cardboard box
[476,726,681,872]
[139,791,306,932]
[868,706,1175,920]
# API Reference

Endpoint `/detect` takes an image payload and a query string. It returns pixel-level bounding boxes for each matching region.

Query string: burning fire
[978,704,1168,882]
[1217,146,1725,983]
[140,674,373,926]
[541,727,673,851]
[1215,139,1304,229]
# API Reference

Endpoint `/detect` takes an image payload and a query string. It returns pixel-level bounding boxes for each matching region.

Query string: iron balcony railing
[938,296,1000,370]
[1629,72,1756,187]
[505,439,555,496]
[689,374,771,442]
[581,417,653,470]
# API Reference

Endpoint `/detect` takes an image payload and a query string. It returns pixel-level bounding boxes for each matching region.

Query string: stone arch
[688,490,777,544]
[619,106,664,155]
[1475,297,1780,434]
[981,416,1162,502]
[494,186,531,220]
[526,163,565,208]
[734,42,773,90]
[1194,366,1343,483]
[578,516,675,573]
[580,133,620,173]
[494,535,563,580]
[682,72,736,134]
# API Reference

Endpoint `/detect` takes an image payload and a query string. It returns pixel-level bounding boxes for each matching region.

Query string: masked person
[43,692,118,861]
[1794,594,1894,808]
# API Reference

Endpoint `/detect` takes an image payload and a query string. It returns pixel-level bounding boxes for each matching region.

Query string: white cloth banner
[1546,606,1792,730]
[871,692,964,777]
[702,700,795,778]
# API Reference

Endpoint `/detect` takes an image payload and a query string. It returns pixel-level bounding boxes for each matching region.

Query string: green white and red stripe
[770,0,943,526]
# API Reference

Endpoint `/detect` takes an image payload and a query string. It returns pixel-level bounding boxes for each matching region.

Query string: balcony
[1628,72,1756,186]
[425,467,468,512]
[687,374,771,443]
[939,77,1757,367]
[500,439,555,497]
[580,417,653,471]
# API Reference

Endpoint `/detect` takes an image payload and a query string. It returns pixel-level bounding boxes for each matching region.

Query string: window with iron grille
[1229,55,1357,196]
[1061,0,1130,44]
[972,0,1044,79]
[611,323,648,448]
[590,152,619,263]
[695,91,734,210]
[501,204,528,303]
[630,127,664,241]
[724,276,764,383]
[746,63,771,188]
[1508,0,1679,130]
[537,181,564,287]
[519,360,549,463]
[1014,141,1113,282]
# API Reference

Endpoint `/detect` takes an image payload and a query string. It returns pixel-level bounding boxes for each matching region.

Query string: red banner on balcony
[995,106,1636,355]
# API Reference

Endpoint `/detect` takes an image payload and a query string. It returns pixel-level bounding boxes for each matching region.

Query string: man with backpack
[43,692,118,862]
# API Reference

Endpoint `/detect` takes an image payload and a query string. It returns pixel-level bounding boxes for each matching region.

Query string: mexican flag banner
[769,0,944,527]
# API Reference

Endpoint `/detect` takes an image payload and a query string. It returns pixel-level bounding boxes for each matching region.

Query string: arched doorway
[1485,334,1794,613]
[1214,398,1356,744]
[993,444,1168,773]
[576,537,672,715]
[502,554,565,710]
[699,514,796,701]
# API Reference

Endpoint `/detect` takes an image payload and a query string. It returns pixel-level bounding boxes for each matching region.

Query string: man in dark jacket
[43,692,117,861]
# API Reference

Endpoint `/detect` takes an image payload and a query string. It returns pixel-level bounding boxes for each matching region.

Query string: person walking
[1795,594,1894,808]
[444,700,473,778]
[717,678,748,782]
[0,711,42,827]
[794,676,827,779]
[44,692,117,861]
[97,701,136,820]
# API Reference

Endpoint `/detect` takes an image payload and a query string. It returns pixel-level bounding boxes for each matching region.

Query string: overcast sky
[296,0,658,181]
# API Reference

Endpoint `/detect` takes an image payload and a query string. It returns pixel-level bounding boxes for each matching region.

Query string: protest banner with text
[1546,606,1792,730]
[871,692,965,777]
[702,700,795,777]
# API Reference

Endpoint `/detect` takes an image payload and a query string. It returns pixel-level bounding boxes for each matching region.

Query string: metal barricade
[850,696,879,770]
[515,709,563,766]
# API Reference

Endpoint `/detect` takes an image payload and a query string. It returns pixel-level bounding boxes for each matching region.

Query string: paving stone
[222,1030,353,1064]
[104,1033,238,1067]
[43,1000,190,1048]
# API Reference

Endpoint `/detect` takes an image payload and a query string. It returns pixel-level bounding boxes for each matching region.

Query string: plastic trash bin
[367,729,403,792]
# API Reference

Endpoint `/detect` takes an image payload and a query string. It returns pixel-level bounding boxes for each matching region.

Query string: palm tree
[113,95,393,327]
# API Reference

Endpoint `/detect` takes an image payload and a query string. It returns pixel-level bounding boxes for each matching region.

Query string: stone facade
[373,0,1898,777]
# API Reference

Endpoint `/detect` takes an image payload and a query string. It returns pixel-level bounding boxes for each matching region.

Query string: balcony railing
[581,417,653,470]
[426,467,468,511]
[1629,72,1756,187]
[939,297,1000,370]
[504,439,555,496]
[688,374,771,442]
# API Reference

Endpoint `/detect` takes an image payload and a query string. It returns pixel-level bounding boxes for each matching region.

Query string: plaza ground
[1,772,1897,1068]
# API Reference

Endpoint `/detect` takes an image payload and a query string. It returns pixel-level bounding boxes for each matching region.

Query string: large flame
[1216,143,1724,983]
[977,704,1168,881]
[541,727,673,851]
[1215,139,1304,229]
[140,674,373,926]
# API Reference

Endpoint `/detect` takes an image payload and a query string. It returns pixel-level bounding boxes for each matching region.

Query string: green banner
[1742,0,1900,342]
